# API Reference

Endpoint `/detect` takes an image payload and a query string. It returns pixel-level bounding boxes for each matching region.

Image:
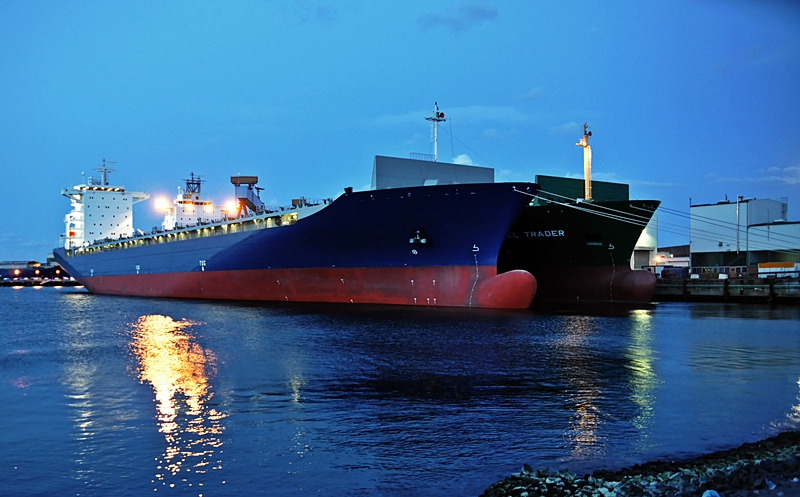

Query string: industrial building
[689,197,800,277]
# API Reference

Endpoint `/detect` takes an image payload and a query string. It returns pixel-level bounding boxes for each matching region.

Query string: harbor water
[2,287,799,496]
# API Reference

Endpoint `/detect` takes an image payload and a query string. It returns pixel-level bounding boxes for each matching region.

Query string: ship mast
[424,102,447,162]
[183,172,204,199]
[96,158,116,186]
[576,123,592,201]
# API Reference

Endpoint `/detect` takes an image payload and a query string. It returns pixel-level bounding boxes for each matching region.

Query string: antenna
[184,172,205,199]
[97,158,117,186]
[424,102,447,162]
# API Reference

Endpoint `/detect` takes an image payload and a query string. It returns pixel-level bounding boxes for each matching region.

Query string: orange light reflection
[129,315,226,490]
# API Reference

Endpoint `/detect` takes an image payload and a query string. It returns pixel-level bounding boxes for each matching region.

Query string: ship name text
[507,230,565,239]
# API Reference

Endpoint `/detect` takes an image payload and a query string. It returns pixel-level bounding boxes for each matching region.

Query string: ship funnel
[231,176,264,217]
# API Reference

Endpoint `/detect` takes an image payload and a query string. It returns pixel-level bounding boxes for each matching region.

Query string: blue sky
[1,0,798,261]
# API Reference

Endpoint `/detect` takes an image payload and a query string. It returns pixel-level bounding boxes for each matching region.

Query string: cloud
[483,128,499,138]
[564,172,682,188]
[0,233,56,261]
[370,105,526,127]
[452,105,526,122]
[453,154,473,165]
[628,180,684,188]
[717,166,800,185]
[549,121,582,136]
[517,87,544,101]
[760,166,800,185]
[564,171,618,182]
[715,41,800,75]
[418,3,498,32]
[292,1,339,24]
[369,111,422,127]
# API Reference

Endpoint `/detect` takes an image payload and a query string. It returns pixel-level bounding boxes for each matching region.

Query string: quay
[654,277,800,304]
[0,278,80,288]
[0,259,76,287]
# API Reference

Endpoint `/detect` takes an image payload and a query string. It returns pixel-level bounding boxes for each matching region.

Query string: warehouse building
[690,197,800,277]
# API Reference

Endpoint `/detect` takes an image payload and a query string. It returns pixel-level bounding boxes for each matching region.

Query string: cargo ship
[53,162,539,309]
[498,126,659,303]
[375,110,660,304]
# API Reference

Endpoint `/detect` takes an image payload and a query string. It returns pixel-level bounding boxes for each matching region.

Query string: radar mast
[96,158,116,186]
[424,102,447,162]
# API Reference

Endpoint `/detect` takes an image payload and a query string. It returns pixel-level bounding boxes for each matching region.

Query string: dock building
[689,197,800,277]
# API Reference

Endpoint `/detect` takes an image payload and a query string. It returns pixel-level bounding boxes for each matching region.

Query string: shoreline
[480,431,800,497]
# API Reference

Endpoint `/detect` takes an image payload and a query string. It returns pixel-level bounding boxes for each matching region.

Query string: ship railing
[65,198,333,258]
[691,265,750,275]
[282,197,333,211]
[255,205,281,215]
[692,265,799,278]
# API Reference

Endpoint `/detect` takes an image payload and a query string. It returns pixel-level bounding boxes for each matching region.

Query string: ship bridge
[61,160,149,249]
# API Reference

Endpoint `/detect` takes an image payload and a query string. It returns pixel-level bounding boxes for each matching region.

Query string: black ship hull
[499,200,660,303]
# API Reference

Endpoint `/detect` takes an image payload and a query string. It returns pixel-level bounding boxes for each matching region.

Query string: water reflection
[555,310,660,460]
[688,303,800,321]
[790,378,800,425]
[129,315,226,492]
[556,315,605,458]
[626,310,658,432]
[60,294,106,456]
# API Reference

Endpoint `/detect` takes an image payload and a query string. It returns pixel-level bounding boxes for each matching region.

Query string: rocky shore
[480,431,800,497]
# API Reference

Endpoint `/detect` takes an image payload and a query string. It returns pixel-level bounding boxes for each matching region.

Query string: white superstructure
[160,173,225,231]
[60,161,149,249]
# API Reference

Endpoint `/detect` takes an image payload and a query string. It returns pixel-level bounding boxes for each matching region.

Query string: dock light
[155,197,170,211]
[222,200,237,219]
[222,200,236,213]
[14,269,20,276]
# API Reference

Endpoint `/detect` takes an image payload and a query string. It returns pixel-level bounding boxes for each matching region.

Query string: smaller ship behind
[498,124,660,303]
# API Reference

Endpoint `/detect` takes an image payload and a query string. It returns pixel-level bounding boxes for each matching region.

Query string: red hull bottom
[529,266,656,304]
[81,266,537,309]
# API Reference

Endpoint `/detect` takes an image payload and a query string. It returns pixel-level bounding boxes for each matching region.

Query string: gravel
[480,431,800,497]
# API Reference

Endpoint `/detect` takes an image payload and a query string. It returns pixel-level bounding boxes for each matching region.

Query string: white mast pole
[433,113,439,161]
[424,102,447,162]
[576,124,592,201]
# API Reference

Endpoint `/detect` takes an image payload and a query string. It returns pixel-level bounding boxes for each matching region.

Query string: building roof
[690,197,781,208]
[749,220,800,227]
